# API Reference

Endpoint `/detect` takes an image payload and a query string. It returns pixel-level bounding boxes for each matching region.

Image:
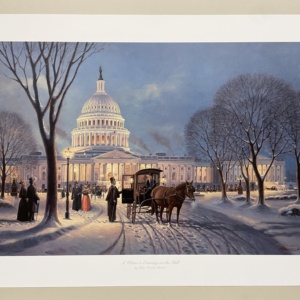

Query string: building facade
[7,69,285,191]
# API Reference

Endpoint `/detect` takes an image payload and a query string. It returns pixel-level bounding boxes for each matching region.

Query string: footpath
[0,194,123,255]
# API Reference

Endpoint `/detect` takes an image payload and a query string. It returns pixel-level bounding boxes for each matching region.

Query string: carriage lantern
[129,177,134,188]
[161,177,166,186]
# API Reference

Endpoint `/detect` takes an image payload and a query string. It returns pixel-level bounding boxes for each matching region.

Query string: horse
[151,181,195,227]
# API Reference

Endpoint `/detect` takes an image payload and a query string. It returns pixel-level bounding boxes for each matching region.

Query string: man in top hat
[26,177,40,221]
[106,177,122,222]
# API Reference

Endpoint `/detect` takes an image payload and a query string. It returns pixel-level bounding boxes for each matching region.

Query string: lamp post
[63,148,74,219]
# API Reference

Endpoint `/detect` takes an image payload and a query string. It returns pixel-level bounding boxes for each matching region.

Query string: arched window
[172,172,176,181]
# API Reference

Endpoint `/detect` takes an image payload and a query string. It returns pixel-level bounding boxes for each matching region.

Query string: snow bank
[231,195,255,202]
[266,194,297,201]
[0,198,15,208]
[279,204,300,216]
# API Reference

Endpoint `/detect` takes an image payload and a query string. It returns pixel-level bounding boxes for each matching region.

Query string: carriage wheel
[127,204,132,219]
[132,201,137,224]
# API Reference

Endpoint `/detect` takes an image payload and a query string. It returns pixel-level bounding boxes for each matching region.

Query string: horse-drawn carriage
[121,168,162,224]
[121,168,196,226]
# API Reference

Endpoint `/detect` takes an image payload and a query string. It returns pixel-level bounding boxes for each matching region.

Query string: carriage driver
[146,173,156,189]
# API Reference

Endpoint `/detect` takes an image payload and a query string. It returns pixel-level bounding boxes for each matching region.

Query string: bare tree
[214,73,295,206]
[284,91,300,203]
[0,111,37,198]
[185,106,235,204]
[0,42,102,227]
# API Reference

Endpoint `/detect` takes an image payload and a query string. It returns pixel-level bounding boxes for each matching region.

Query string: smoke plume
[149,131,173,153]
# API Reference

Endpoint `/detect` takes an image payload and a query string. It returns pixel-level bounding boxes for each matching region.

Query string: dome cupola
[71,67,130,153]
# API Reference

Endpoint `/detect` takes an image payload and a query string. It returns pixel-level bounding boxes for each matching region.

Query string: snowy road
[104,199,284,255]
[0,193,293,255]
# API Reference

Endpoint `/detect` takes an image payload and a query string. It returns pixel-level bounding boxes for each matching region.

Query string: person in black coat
[26,177,40,222]
[146,174,156,189]
[17,180,28,222]
[106,177,122,222]
[71,181,82,211]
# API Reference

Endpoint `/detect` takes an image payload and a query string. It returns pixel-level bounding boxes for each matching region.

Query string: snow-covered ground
[0,189,300,255]
[1,189,300,288]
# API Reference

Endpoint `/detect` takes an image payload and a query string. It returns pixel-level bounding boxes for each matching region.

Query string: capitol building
[12,69,285,191]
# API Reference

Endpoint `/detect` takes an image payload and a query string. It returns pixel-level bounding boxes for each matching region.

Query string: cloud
[123,71,185,106]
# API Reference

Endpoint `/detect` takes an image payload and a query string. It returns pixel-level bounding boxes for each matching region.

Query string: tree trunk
[251,156,266,206]
[40,139,60,227]
[1,174,5,198]
[256,175,265,205]
[1,162,6,198]
[218,170,232,204]
[244,177,251,204]
[296,159,300,203]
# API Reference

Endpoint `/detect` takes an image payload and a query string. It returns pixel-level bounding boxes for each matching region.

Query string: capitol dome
[81,93,121,115]
[71,68,130,154]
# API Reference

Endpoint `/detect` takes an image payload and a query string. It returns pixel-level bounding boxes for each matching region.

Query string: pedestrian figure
[26,177,40,222]
[61,189,65,199]
[81,182,91,211]
[17,180,28,222]
[71,181,82,211]
[106,177,122,222]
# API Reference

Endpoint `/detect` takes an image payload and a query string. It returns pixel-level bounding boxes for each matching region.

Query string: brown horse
[151,181,195,227]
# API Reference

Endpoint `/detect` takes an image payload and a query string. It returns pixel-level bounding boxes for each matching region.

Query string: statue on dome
[99,66,103,80]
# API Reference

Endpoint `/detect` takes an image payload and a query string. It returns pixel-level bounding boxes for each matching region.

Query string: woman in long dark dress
[17,180,28,222]
[71,181,82,211]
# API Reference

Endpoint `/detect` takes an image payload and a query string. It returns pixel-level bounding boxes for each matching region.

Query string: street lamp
[62,148,74,219]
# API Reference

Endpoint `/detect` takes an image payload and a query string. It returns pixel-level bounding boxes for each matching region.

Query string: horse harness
[163,187,186,203]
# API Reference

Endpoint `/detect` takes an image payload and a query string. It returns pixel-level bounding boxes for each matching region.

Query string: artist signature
[278,244,300,252]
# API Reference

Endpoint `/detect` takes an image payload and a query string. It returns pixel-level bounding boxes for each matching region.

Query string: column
[91,163,95,182]
[103,163,107,181]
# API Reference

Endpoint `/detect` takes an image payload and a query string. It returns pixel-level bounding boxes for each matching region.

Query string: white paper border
[0,14,299,287]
